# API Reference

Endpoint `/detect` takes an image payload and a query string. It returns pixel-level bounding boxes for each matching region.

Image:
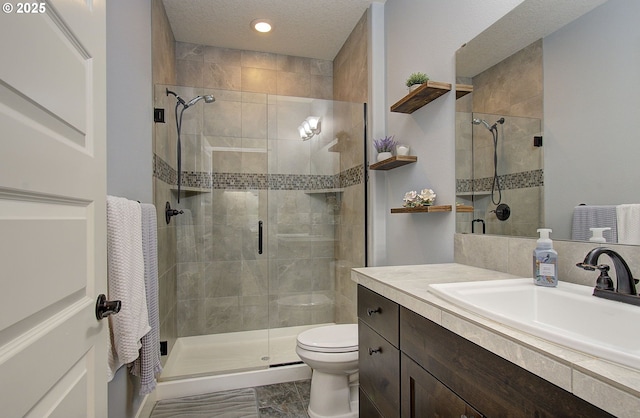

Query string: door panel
[0,0,107,416]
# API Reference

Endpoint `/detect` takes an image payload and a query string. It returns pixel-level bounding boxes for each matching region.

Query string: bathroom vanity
[353,264,640,417]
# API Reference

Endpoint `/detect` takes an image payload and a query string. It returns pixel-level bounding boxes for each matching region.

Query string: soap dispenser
[589,227,611,243]
[533,228,558,287]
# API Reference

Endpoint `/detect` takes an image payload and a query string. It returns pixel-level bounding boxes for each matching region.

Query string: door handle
[95,294,121,320]
[258,220,263,254]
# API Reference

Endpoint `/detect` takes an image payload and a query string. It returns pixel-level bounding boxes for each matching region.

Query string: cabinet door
[401,354,483,418]
[359,320,400,418]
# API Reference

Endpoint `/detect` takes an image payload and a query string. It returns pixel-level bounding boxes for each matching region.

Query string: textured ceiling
[457,0,607,78]
[162,0,381,61]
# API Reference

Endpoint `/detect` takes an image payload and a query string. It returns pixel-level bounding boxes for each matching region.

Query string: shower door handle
[258,220,263,254]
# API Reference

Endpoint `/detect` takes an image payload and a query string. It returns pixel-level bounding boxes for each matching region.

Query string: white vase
[396,145,410,156]
[377,152,393,162]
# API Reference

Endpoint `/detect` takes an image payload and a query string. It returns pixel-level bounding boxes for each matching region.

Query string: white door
[0,1,108,417]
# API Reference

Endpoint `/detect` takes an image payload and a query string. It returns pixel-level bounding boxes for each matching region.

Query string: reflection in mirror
[456,0,640,243]
[456,40,543,238]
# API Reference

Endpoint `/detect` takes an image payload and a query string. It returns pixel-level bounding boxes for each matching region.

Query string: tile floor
[256,380,311,417]
[152,379,312,418]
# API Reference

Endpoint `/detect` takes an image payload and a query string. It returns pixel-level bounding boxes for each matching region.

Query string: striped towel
[571,205,618,242]
[617,204,640,245]
[131,203,163,394]
[106,196,150,381]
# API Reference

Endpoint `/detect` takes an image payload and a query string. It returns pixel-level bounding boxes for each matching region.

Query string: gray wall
[106,0,152,417]
[106,0,153,204]
[377,0,523,265]
[544,0,640,239]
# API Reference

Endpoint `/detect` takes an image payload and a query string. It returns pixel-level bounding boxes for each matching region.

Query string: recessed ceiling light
[251,19,272,33]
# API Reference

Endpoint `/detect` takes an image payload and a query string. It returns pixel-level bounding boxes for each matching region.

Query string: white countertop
[352,263,640,417]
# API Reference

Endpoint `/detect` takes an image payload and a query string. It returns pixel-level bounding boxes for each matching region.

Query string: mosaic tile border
[456,169,544,193]
[154,154,364,191]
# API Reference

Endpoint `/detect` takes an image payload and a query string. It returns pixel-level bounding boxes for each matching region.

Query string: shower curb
[155,363,311,401]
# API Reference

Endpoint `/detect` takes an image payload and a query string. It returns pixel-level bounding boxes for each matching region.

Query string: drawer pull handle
[368,347,382,355]
[367,307,381,316]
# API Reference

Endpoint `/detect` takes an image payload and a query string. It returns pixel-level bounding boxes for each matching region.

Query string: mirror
[455,0,640,243]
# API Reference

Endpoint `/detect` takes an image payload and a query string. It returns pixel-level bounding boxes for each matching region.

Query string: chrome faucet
[576,247,640,306]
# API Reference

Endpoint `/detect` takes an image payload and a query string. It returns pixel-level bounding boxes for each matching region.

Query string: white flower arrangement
[403,188,436,207]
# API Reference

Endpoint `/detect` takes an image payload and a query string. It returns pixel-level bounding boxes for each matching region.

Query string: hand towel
[131,203,163,394]
[617,204,640,245]
[571,205,618,242]
[106,196,150,381]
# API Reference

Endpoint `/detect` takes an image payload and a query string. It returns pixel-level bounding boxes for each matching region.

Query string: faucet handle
[594,264,615,291]
[576,262,597,271]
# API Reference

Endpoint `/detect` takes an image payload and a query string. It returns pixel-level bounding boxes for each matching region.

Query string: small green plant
[405,72,429,88]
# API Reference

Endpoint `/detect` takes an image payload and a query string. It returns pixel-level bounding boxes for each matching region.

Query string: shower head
[472,118,491,130]
[472,117,505,131]
[185,94,216,108]
[166,88,215,108]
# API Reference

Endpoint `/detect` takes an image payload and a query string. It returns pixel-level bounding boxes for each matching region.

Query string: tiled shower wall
[456,40,544,237]
[332,11,368,324]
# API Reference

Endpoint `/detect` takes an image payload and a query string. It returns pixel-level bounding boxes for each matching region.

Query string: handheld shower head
[185,94,216,108]
[472,118,491,130]
[472,117,505,131]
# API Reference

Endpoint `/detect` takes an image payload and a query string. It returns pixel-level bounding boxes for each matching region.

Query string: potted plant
[406,72,429,92]
[373,135,397,162]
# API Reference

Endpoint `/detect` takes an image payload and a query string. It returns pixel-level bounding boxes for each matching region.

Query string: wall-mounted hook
[165,201,183,224]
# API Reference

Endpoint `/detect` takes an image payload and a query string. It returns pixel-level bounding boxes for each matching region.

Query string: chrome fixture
[166,88,215,202]
[576,247,640,306]
[298,116,321,141]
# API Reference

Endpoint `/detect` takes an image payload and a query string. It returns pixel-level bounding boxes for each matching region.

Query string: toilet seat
[297,324,358,353]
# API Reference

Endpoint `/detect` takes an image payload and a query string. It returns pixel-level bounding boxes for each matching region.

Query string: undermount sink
[429,278,640,369]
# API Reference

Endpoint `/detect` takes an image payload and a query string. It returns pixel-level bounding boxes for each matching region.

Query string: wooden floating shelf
[391,205,452,213]
[390,81,452,114]
[370,155,417,170]
[456,205,474,213]
[456,84,473,99]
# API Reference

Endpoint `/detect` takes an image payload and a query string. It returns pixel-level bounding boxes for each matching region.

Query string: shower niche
[153,85,366,380]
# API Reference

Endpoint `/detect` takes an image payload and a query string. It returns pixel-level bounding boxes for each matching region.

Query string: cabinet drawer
[359,320,400,418]
[358,285,399,346]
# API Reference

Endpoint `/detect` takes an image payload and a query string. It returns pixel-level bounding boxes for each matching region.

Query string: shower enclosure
[153,85,366,381]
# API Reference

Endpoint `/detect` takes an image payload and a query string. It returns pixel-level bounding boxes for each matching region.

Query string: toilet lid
[296,324,358,353]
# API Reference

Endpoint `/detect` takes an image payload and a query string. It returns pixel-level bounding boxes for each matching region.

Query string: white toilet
[296,324,359,418]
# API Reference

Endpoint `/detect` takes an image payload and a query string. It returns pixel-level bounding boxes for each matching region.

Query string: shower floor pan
[160,323,331,381]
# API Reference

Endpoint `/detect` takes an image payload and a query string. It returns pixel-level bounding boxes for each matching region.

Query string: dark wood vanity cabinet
[357,285,614,418]
[358,285,400,418]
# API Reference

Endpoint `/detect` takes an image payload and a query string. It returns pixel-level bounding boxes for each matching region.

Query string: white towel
[571,205,618,242]
[617,204,640,245]
[131,203,163,394]
[106,196,150,381]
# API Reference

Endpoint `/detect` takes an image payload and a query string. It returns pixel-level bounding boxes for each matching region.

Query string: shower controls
[95,294,121,320]
[165,201,184,224]
[493,203,511,221]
